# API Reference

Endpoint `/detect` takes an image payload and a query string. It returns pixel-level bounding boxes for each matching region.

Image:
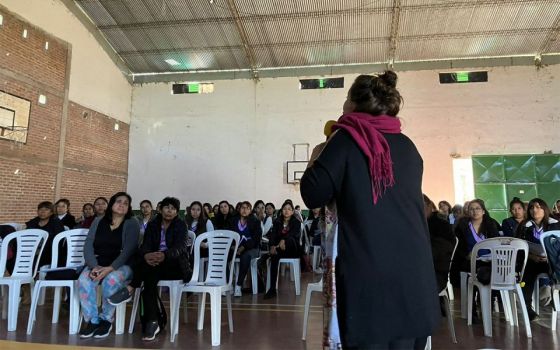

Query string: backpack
[140,289,167,332]
[543,235,560,282]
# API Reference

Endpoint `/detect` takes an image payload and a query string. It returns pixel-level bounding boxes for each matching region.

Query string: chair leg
[115,303,126,334]
[226,290,233,333]
[197,293,206,331]
[170,289,183,343]
[265,259,271,292]
[460,272,468,319]
[447,280,455,301]
[515,284,532,338]
[182,293,188,324]
[302,284,313,340]
[1,285,8,319]
[26,282,42,334]
[509,291,519,327]
[425,336,432,350]
[294,262,301,296]
[209,290,222,346]
[533,284,539,315]
[467,282,474,326]
[69,284,80,334]
[479,286,492,337]
[128,289,141,334]
[38,270,46,306]
[251,259,258,295]
[552,288,559,331]
[289,262,295,282]
[443,293,457,343]
[52,287,62,324]
[8,282,21,331]
[500,290,512,324]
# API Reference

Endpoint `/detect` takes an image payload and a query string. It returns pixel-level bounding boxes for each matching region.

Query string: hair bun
[512,197,521,201]
[380,70,398,88]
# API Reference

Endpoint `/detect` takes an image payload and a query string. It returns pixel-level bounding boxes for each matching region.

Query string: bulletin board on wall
[472,154,560,222]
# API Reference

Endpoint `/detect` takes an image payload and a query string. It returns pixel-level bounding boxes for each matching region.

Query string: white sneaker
[234,285,242,297]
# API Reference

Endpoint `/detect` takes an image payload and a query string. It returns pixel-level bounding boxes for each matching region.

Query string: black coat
[58,213,76,229]
[140,216,192,282]
[269,216,302,250]
[300,130,440,346]
[427,212,456,291]
[26,215,65,267]
[228,215,262,250]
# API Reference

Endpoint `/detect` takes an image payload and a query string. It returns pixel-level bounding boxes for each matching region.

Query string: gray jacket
[84,216,140,269]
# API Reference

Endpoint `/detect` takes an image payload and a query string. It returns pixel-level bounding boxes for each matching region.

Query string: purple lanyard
[238,220,247,232]
[191,221,198,232]
[532,223,543,240]
[469,222,485,243]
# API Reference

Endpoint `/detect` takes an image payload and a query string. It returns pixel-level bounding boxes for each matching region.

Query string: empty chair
[170,230,240,346]
[27,228,88,334]
[302,278,322,340]
[0,229,49,331]
[467,237,531,338]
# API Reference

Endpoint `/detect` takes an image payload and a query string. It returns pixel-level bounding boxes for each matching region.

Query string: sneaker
[234,285,242,297]
[263,289,277,300]
[79,322,99,338]
[107,287,132,306]
[142,321,160,341]
[527,307,539,322]
[93,320,113,338]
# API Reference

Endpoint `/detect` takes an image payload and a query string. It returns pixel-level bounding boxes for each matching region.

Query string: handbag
[44,265,85,280]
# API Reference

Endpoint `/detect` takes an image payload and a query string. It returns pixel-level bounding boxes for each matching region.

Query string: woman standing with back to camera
[301,71,440,349]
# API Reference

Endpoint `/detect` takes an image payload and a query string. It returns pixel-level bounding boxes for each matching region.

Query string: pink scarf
[333,112,401,204]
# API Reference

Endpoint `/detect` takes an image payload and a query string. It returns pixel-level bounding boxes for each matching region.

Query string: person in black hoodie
[262,201,302,299]
[230,201,262,297]
[26,201,65,267]
[515,198,560,321]
[109,197,190,341]
[213,200,233,230]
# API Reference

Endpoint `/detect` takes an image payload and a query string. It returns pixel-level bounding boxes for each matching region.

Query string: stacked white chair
[27,229,88,334]
[539,230,560,330]
[0,229,48,331]
[467,237,531,338]
[170,230,239,346]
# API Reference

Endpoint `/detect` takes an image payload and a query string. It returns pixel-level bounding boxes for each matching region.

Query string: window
[171,83,214,94]
[0,91,31,143]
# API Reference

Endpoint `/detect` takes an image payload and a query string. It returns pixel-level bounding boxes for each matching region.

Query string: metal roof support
[388,0,401,70]
[225,0,259,80]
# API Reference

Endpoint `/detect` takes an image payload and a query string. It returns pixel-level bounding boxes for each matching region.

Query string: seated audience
[438,200,452,222]
[264,202,276,233]
[93,197,109,218]
[55,198,76,229]
[515,198,560,321]
[213,200,233,230]
[203,202,214,220]
[136,199,155,243]
[26,201,65,268]
[230,201,262,297]
[78,192,139,339]
[185,201,215,234]
[501,197,526,237]
[262,201,302,299]
[307,208,322,247]
[449,204,463,225]
[212,204,219,217]
[78,203,96,229]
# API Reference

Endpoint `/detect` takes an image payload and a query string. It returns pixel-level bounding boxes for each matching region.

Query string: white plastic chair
[0,229,48,331]
[467,237,531,338]
[128,230,197,333]
[170,230,240,346]
[302,278,322,340]
[266,258,301,295]
[27,229,88,334]
[539,230,560,330]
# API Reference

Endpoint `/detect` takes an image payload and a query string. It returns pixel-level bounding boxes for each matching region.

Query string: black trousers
[344,337,428,350]
[236,248,259,287]
[263,240,300,291]
[136,259,182,322]
[521,259,549,309]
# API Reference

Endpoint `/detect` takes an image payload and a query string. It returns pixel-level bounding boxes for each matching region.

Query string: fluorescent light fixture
[165,59,180,66]
[38,94,47,105]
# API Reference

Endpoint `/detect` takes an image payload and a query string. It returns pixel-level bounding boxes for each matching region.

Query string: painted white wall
[1,0,132,123]
[129,64,560,208]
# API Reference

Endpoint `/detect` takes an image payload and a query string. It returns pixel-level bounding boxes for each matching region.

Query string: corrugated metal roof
[73,0,560,79]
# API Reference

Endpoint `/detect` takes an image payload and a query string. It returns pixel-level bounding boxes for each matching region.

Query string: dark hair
[527,198,552,229]
[348,71,402,116]
[423,194,437,213]
[55,198,70,208]
[82,203,93,211]
[160,197,180,211]
[203,203,212,213]
[186,201,208,229]
[38,201,54,211]
[104,192,133,223]
[140,199,153,208]
[253,200,264,209]
[509,197,525,211]
[94,197,108,205]
[438,201,451,211]
[241,201,252,210]
[265,202,275,210]
[281,201,294,212]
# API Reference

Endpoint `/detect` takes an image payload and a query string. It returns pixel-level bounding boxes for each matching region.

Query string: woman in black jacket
[515,198,560,320]
[262,201,301,299]
[230,201,262,297]
[213,200,233,230]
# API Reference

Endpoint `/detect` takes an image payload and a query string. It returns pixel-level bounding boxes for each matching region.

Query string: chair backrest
[50,229,88,268]
[190,230,239,286]
[470,237,528,288]
[0,229,49,278]
[540,230,560,281]
[0,223,24,231]
[187,230,196,254]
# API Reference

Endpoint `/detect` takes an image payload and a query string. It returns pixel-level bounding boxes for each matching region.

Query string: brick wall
[0,6,129,223]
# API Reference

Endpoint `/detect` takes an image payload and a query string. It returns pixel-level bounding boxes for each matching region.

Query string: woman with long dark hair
[515,198,560,320]
[300,71,439,349]
[78,192,139,339]
[185,201,215,234]
[501,197,526,237]
[213,200,233,230]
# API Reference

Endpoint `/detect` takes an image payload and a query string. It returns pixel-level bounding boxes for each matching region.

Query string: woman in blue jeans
[78,192,139,338]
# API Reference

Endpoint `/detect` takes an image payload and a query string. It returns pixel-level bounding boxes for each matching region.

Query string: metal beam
[388,0,401,68]
[130,54,560,84]
[60,0,133,83]
[225,0,258,78]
